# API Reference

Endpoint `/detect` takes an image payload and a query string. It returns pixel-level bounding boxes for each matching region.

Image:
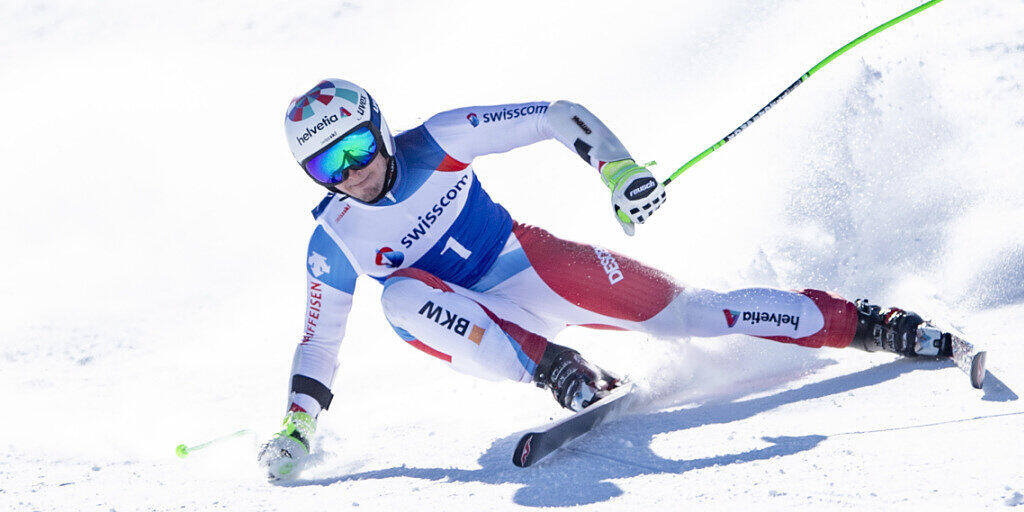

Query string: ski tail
[946,330,986,389]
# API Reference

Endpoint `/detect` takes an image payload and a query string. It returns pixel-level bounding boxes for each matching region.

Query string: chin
[350,181,385,202]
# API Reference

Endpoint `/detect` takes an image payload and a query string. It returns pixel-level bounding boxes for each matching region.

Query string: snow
[2,0,1023,510]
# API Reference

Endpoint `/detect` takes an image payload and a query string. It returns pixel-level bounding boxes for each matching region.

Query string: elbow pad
[544,100,631,168]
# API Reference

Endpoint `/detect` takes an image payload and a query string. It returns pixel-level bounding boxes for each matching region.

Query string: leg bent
[511,223,682,324]
[381,268,550,383]
[486,223,857,348]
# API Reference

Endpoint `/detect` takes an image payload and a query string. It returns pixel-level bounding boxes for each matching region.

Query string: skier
[257,78,950,480]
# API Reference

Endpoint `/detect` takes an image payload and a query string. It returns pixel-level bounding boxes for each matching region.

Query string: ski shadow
[288,359,940,507]
[982,370,1018,402]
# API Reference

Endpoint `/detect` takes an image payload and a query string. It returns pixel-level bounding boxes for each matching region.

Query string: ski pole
[175,429,252,458]
[662,0,946,186]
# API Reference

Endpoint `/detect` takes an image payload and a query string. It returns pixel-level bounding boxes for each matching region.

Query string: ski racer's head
[284,78,397,203]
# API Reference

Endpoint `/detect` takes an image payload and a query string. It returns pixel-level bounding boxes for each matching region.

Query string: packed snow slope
[2,1,1023,510]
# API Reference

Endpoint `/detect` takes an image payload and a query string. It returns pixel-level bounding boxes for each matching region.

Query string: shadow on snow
[287,359,1016,507]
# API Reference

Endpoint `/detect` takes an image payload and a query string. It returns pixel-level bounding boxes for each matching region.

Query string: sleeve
[286,224,359,417]
[422,100,632,171]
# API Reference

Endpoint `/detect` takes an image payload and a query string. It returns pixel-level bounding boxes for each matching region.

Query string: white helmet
[284,79,397,201]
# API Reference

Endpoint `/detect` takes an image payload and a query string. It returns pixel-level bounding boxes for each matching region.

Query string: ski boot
[533,342,619,412]
[850,299,951,357]
[257,410,316,481]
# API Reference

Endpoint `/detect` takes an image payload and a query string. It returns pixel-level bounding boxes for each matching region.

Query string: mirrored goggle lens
[303,126,378,184]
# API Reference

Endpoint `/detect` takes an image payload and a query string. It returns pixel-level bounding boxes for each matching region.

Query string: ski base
[513,383,636,468]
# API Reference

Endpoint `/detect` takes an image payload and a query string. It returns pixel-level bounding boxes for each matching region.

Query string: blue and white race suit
[288,101,859,417]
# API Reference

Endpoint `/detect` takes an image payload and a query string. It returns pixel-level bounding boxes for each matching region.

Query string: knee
[640,287,727,338]
[381,269,450,326]
[641,291,692,338]
[381,278,421,325]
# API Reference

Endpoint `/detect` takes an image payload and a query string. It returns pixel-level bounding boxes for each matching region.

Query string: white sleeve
[286,225,358,417]
[422,100,632,171]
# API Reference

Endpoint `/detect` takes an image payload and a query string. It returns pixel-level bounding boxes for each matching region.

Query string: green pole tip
[175,444,189,458]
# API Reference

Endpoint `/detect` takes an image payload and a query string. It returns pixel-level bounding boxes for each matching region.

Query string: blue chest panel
[410,177,512,288]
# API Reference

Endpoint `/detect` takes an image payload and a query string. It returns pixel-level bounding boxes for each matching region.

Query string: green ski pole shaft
[176,429,252,458]
[662,0,946,186]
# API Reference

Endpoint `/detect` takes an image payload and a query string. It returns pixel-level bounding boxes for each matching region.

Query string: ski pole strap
[662,0,946,186]
[291,374,334,411]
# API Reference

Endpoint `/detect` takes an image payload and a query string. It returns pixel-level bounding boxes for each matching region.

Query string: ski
[512,382,636,468]
[947,331,986,389]
[919,319,987,389]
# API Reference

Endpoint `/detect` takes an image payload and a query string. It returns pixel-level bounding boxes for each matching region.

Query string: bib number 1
[443,236,472,260]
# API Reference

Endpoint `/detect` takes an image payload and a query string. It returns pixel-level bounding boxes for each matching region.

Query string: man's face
[333,151,387,202]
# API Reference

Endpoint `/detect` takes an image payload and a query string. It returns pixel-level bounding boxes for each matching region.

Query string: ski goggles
[301,123,382,185]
